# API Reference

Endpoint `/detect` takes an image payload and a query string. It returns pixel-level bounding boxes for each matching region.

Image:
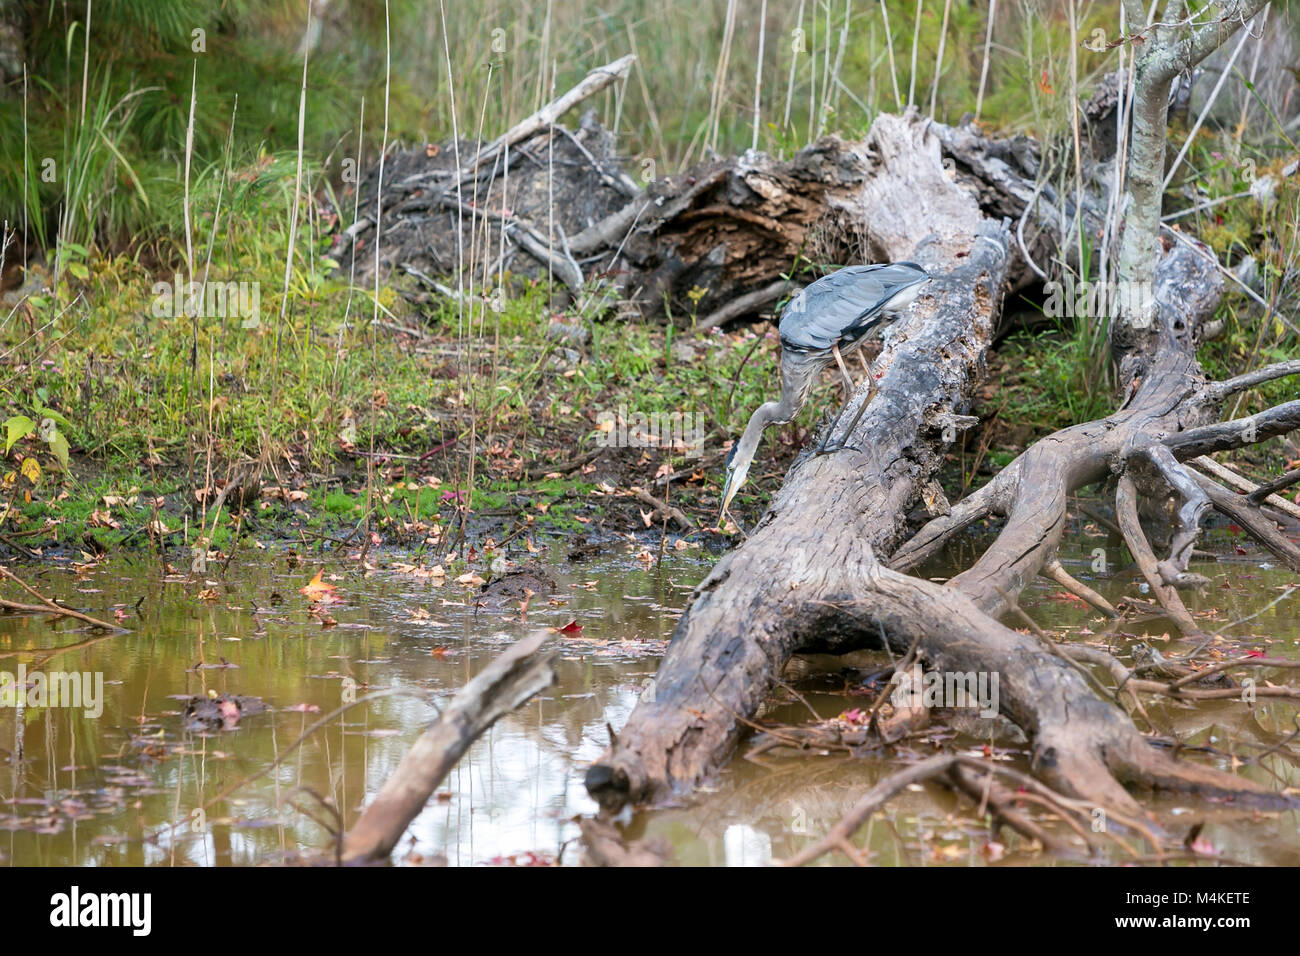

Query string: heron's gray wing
[778,263,928,352]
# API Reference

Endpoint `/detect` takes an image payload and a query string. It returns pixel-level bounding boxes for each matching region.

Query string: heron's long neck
[737,399,788,470]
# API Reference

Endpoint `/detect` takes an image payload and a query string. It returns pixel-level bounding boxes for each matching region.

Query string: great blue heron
[718,262,931,525]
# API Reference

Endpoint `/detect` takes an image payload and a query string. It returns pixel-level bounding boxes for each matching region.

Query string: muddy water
[1,523,1297,866]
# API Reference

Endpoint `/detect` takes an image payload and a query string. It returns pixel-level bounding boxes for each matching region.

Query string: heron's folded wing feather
[778,264,927,351]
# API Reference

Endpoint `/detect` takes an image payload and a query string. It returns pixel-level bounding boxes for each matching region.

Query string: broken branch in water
[0,565,125,631]
[341,631,556,863]
[1042,558,1119,618]
[629,486,694,530]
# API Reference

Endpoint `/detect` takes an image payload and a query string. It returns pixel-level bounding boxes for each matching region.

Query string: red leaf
[558,619,583,635]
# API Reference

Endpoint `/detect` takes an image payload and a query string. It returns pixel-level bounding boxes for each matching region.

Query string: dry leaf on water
[300,568,343,603]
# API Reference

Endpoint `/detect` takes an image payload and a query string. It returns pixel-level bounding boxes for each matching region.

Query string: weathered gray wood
[585,113,1289,821]
[1191,471,1300,573]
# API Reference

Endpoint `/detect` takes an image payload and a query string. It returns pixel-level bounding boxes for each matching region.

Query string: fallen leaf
[300,568,342,603]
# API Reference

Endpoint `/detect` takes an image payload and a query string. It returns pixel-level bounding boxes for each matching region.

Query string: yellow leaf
[299,568,340,601]
[19,458,40,485]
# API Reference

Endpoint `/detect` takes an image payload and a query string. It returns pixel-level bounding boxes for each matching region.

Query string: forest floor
[0,226,1295,580]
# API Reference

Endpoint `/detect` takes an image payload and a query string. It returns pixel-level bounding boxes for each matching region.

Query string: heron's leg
[856,350,871,376]
[809,343,858,458]
[812,403,850,456]
[837,380,877,450]
[816,376,878,457]
[830,343,856,400]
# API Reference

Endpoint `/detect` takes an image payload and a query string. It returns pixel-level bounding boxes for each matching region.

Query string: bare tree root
[1042,558,1119,618]
[1115,473,1204,638]
[1188,471,1300,573]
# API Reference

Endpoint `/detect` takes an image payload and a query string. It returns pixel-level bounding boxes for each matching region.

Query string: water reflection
[0,523,1295,866]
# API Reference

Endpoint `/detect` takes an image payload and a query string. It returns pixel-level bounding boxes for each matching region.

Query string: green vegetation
[0,0,1295,553]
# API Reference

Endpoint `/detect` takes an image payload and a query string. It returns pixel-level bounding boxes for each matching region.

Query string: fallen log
[331,40,1299,847]
[341,631,556,864]
[584,111,1294,827]
[342,58,1007,325]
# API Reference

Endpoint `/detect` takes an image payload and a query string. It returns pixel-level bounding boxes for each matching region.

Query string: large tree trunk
[584,111,1296,824]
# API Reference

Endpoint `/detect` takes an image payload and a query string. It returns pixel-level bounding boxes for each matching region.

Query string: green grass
[2,0,1130,267]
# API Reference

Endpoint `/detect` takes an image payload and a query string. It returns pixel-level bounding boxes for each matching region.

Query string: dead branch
[629,487,694,530]
[457,55,635,182]
[1042,558,1119,618]
[695,279,798,331]
[0,565,125,631]
[340,632,556,863]
[1247,467,1300,506]
[1189,471,1300,573]
[776,755,959,866]
[1164,401,1300,460]
[1206,358,1300,399]
[947,763,1078,856]
[1190,455,1300,523]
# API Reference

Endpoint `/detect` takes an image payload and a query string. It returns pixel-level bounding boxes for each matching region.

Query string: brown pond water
[1,521,1298,866]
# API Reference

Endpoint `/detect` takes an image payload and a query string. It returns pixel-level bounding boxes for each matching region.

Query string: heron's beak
[718,464,746,529]
[717,472,735,527]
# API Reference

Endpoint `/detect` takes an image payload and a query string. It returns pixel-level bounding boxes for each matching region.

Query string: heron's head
[718,442,751,527]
